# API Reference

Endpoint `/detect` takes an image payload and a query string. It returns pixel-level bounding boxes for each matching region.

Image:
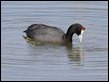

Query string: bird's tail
[23,30,27,33]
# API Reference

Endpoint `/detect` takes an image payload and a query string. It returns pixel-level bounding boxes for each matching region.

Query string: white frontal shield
[79,30,84,43]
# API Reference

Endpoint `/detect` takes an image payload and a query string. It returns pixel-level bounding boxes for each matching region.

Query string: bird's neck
[65,33,74,43]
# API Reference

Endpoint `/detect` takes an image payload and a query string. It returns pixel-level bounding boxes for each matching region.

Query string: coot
[24,23,85,44]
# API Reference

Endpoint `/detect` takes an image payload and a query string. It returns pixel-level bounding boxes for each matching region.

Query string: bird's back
[25,24,65,43]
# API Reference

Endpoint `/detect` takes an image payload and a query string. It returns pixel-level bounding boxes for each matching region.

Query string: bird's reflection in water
[23,35,84,65]
[65,44,84,65]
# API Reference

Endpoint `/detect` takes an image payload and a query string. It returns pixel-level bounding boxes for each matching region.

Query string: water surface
[1,1,108,81]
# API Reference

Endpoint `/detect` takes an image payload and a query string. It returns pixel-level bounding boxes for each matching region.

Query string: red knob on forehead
[81,26,85,30]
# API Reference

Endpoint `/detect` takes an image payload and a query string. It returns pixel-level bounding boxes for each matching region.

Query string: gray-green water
[1,1,108,81]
